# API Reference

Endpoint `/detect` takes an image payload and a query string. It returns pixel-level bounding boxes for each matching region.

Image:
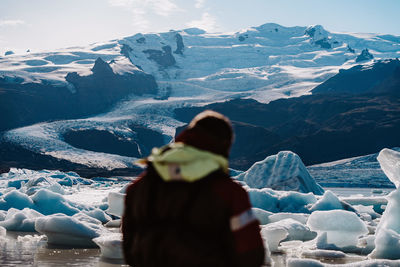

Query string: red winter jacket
[122,165,265,267]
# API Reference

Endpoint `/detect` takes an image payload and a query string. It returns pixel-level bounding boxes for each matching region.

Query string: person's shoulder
[125,171,147,195]
[213,173,246,193]
[211,172,249,205]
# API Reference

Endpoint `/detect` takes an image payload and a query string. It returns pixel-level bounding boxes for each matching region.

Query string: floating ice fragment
[31,189,79,216]
[370,149,400,259]
[301,249,346,259]
[247,188,317,213]
[377,148,400,188]
[307,210,368,248]
[287,258,326,267]
[310,190,354,212]
[252,208,272,225]
[266,218,316,242]
[260,224,287,252]
[0,208,43,231]
[268,212,309,224]
[0,226,5,236]
[93,233,123,259]
[278,191,317,213]
[83,209,111,224]
[353,205,381,220]
[107,191,125,217]
[370,190,400,259]
[105,219,121,228]
[35,212,106,247]
[2,190,34,210]
[17,234,45,243]
[289,258,400,267]
[248,188,279,212]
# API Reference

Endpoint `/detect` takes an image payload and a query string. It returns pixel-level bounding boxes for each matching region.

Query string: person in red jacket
[122,110,265,267]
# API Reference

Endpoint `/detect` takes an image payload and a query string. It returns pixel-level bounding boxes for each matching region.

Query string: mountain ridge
[1,22,399,175]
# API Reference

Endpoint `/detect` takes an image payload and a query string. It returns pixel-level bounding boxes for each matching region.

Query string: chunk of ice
[0,208,43,231]
[35,212,106,247]
[307,210,368,248]
[107,191,125,217]
[235,151,324,195]
[93,233,123,259]
[377,148,400,188]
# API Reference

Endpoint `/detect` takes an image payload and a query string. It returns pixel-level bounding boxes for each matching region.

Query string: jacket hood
[139,142,229,182]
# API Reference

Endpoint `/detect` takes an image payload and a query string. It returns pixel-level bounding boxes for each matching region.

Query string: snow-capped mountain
[2,23,399,101]
[1,23,400,175]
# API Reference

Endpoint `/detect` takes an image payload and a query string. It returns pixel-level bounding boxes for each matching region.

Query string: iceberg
[260,224,288,252]
[377,148,400,188]
[265,218,316,242]
[307,210,368,248]
[0,208,43,231]
[35,213,106,247]
[310,190,355,212]
[107,191,125,218]
[235,151,324,195]
[93,233,123,260]
[247,187,318,213]
[370,149,400,259]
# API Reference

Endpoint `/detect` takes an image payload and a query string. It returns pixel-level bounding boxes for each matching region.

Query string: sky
[1,0,400,55]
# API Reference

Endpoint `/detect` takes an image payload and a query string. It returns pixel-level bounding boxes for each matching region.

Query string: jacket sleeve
[214,179,266,267]
[121,177,141,266]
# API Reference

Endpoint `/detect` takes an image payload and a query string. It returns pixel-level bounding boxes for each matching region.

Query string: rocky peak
[91,57,114,76]
[356,48,374,62]
[305,25,340,49]
[305,25,328,40]
[4,50,15,56]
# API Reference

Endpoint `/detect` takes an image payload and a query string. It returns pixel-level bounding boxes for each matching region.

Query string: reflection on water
[0,232,128,267]
[0,230,373,267]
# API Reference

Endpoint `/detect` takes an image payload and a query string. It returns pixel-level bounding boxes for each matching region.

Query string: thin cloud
[108,0,182,32]
[186,12,219,32]
[150,0,181,16]
[195,0,205,9]
[0,20,25,27]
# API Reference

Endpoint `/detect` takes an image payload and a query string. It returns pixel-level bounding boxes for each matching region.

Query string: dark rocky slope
[0,58,158,132]
[175,60,400,170]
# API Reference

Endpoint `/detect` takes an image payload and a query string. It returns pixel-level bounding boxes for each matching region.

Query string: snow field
[3,23,400,169]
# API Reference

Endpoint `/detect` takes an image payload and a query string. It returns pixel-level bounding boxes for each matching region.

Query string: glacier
[1,23,400,174]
